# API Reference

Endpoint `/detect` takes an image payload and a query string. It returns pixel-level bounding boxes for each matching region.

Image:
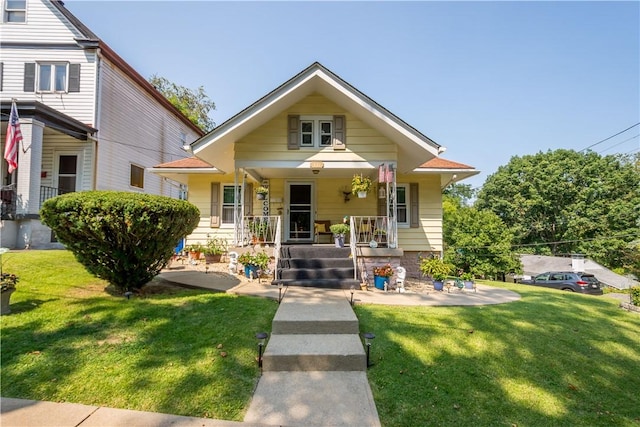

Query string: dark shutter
[244,183,253,215]
[210,183,220,228]
[68,63,81,92]
[0,63,3,92]
[333,115,346,150]
[410,183,419,228]
[287,115,300,150]
[24,63,36,92]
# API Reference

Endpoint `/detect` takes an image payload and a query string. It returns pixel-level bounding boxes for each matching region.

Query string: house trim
[190,62,443,174]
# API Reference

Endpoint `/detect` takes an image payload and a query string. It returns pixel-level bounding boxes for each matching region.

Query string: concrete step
[271,292,359,334]
[263,334,365,371]
[244,371,381,427]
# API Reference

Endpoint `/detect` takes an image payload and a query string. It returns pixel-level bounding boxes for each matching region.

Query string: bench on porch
[314,220,333,243]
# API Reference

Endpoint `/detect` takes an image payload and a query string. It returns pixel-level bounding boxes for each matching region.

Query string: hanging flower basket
[255,186,269,200]
[352,174,372,198]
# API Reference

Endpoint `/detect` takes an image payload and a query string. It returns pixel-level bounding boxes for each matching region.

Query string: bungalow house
[0,0,203,249]
[151,62,479,281]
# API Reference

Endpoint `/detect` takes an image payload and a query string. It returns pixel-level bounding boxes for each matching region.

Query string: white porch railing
[349,215,396,280]
[240,215,281,281]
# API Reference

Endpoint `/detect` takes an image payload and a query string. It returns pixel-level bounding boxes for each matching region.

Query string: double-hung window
[3,0,26,23]
[38,63,68,93]
[222,185,241,225]
[299,116,333,147]
[395,184,409,227]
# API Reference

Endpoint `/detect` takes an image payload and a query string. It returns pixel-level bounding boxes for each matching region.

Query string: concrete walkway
[1,270,522,427]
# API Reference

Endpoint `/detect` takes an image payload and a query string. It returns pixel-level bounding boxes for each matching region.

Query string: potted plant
[203,237,228,263]
[238,250,270,278]
[186,243,205,261]
[352,174,372,198]
[373,264,394,290]
[255,186,269,200]
[461,272,475,290]
[419,257,451,291]
[248,219,270,243]
[329,223,350,248]
[1,273,18,315]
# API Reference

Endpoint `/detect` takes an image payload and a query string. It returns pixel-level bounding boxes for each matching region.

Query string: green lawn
[2,251,639,425]
[356,283,640,426]
[0,250,278,421]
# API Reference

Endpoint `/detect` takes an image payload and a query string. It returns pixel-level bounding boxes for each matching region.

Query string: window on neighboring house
[130,164,144,189]
[3,0,26,23]
[179,132,187,148]
[38,63,67,92]
[299,116,333,147]
[394,184,409,226]
[222,185,241,224]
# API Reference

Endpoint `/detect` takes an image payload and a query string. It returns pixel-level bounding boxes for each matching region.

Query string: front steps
[244,287,381,426]
[273,246,361,289]
[264,289,364,372]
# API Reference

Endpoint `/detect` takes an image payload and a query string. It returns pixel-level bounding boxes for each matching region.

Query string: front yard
[2,250,639,425]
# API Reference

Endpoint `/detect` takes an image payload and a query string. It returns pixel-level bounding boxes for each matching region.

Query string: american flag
[4,101,21,174]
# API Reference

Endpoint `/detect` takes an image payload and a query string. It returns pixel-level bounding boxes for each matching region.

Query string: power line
[597,134,639,154]
[579,122,640,152]
[450,232,639,252]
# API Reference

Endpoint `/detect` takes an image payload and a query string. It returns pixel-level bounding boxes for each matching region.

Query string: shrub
[631,286,640,306]
[419,257,453,282]
[40,191,200,293]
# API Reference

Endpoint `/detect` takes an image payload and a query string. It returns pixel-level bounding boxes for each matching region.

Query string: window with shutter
[291,115,341,148]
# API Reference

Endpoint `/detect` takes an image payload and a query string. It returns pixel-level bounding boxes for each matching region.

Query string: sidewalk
[2,267,522,427]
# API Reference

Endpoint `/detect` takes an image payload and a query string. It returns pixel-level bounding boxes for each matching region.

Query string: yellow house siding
[396,174,443,252]
[236,93,397,163]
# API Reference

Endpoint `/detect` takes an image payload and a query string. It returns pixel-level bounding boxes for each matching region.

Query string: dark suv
[518,271,604,295]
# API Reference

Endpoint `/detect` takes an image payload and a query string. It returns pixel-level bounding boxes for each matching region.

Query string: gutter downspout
[92,47,103,190]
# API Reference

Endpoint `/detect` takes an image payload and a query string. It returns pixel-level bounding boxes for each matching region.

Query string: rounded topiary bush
[40,191,200,293]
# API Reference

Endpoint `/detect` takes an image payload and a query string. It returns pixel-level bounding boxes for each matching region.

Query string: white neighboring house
[0,0,203,249]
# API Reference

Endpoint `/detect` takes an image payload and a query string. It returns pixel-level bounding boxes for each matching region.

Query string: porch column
[16,119,44,216]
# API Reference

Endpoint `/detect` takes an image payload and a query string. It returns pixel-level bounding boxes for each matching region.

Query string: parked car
[517,271,604,295]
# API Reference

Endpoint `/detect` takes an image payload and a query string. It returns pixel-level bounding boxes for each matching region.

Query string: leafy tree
[40,191,200,293]
[443,194,521,279]
[443,183,476,207]
[149,74,216,132]
[476,150,640,270]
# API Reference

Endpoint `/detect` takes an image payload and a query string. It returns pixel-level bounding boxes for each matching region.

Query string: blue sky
[66,1,639,189]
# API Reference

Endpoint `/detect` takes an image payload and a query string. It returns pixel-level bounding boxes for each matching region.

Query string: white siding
[96,59,200,197]
[1,48,97,124]
[0,0,84,43]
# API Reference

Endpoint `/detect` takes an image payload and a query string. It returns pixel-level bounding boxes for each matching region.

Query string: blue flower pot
[374,275,389,290]
[244,265,259,278]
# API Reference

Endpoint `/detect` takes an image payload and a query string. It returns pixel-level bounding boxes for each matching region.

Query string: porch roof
[414,157,480,188]
[189,62,444,175]
[149,157,221,185]
[1,101,96,140]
